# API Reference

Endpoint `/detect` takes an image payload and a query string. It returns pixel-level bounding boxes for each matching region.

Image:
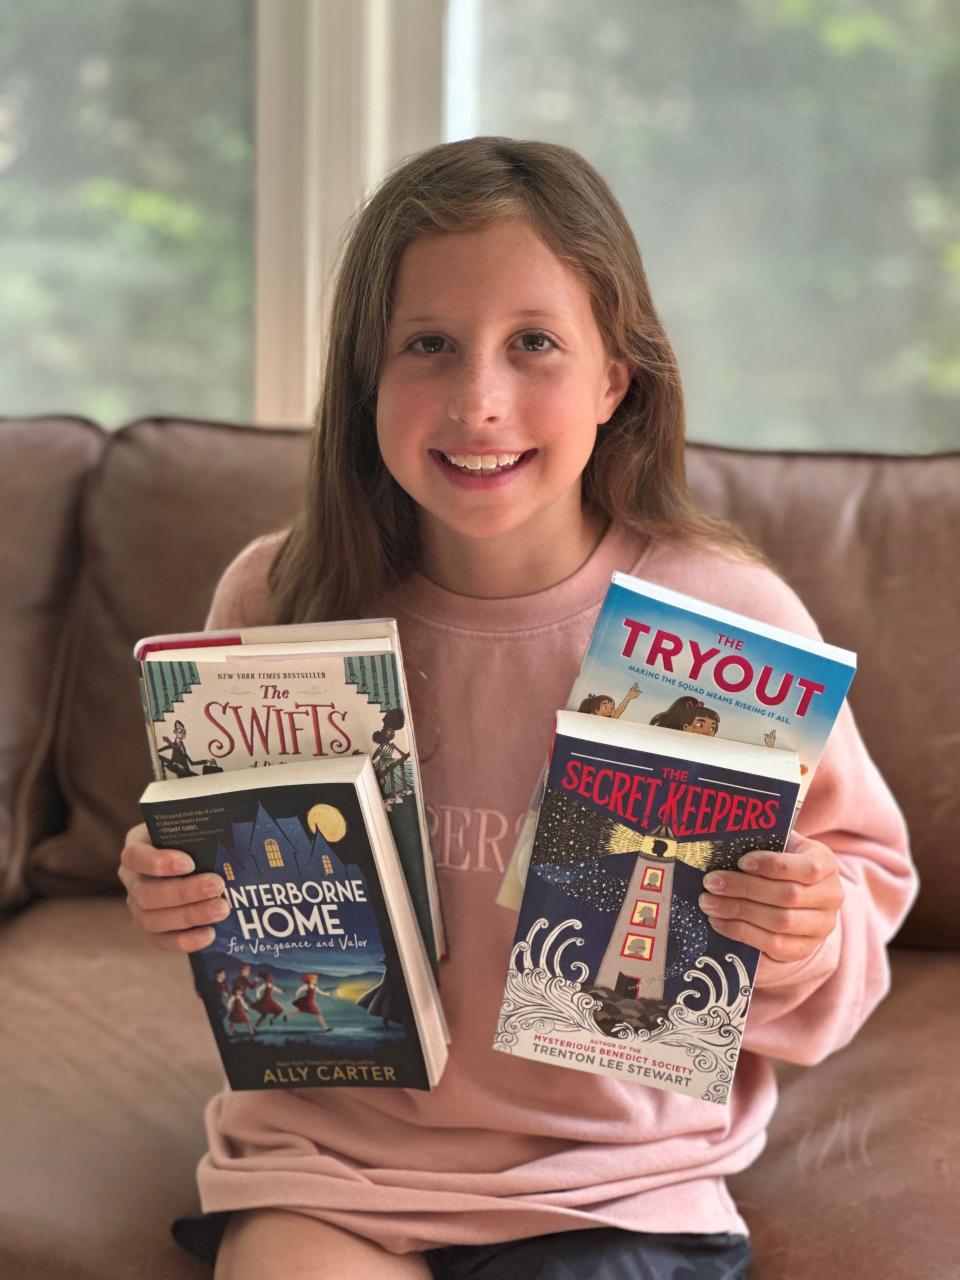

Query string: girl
[578,681,641,718]
[118,137,916,1280]
[225,980,255,1038]
[650,695,720,736]
[290,973,332,1030]
[250,970,285,1028]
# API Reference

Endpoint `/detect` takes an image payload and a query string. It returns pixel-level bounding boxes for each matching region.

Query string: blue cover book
[140,757,448,1091]
[493,711,802,1104]
[497,573,855,909]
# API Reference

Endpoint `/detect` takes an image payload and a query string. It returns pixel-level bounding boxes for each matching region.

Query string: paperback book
[134,619,445,968]
[493,710,801,1104]
[497,573,856,910]
[140,757,448,1091]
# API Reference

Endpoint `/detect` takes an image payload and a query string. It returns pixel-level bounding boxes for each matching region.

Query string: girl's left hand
[698,834,844,964]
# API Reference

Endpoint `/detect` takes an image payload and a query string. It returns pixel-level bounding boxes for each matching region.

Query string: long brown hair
[270,136,758,623]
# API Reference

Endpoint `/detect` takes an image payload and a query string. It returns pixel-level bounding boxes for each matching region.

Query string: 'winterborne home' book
[134,619,445,968]
[497,573,855,910]
[140,757,448,1091]
[493,710,802,1105]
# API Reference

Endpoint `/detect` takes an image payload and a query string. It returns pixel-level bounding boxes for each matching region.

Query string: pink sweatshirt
[194,521,917,1253]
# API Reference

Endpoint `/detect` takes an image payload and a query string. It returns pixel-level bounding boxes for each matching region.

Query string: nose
[446,351,508,429]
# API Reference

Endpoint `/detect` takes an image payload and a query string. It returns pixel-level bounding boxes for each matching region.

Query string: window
[0,1,254,427]
[223,862,235,881]
[264,839,283,868]
[445,0,959,453]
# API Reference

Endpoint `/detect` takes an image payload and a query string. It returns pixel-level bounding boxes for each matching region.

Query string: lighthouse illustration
[594,823,714,1001]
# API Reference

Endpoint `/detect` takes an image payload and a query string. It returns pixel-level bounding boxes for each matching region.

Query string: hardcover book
[140,757,448,1091]
[134,619,445,968]
[493,710,802,1104]
[497,573,855,909]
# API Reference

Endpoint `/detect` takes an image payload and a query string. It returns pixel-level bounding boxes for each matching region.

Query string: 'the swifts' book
[497,573,855,910]
[134,619,445,969]
[140,757,448,1091]
[493,711,801,1104]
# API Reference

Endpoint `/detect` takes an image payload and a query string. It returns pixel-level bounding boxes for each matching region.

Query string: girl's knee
[215,1208,430,1280]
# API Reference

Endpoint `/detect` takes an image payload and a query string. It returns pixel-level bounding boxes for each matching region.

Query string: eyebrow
[395,309,565,324]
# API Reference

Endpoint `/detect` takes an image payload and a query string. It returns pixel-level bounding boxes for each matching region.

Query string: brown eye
[520,331,557,352]
[408,335,446,354]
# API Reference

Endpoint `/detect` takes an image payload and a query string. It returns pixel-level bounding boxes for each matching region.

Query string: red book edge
[134,634,243,661]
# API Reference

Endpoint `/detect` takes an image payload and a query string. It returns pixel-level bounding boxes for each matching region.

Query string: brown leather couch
[2,416,956,1279]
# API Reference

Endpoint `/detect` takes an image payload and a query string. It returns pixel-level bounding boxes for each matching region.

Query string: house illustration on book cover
[213,801,382,949]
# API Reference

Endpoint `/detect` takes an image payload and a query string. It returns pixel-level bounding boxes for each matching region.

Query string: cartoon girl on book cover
[651,696,719,736]
[291,974,333,1031]
[251,970,286,1028]
[578,682,641,719]
[226,980,256,1036]
[234,962,255,996]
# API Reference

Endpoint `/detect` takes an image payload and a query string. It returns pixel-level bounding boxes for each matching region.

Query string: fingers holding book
[699,835,844,963]
[118,822,226,953]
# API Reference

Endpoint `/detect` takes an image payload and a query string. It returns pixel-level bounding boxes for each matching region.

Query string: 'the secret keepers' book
[140,757,448,1091]
[134,619,445,968]
[497,573,855,909]
[493,710,801,1105]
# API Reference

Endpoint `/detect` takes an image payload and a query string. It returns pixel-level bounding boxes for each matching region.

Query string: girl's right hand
[118,822,228,952]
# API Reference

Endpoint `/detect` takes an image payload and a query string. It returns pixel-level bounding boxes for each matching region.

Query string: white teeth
[441,450,523,472]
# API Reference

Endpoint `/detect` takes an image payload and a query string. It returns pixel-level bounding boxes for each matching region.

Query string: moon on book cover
[306,804,347,842]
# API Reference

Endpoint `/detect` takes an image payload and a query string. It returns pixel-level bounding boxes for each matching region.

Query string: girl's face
[597,698,616,716]
[377,218,630,552]
[683,715,718,736]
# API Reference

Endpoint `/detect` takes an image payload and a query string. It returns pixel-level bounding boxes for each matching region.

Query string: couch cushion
[28,418,310,896]
[0,416,104,912]
[728,947,960,1278]
[0,896,219,1279]
[687,446,958,948]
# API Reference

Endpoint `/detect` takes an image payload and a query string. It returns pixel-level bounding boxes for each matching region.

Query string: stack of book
[135,620,448,1092]
[493,574,856,1104]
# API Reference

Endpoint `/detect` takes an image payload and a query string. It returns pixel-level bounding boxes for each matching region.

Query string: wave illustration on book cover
[198,797,414,1084]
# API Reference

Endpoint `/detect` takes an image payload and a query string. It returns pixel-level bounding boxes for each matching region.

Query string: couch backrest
[0,416,105,912]
[24,417,310,901]
[686,446,957,949]
[7,418,956,948]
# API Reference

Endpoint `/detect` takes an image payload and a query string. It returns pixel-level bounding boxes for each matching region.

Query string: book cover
[140,758,447,1091]
[496,573,855,909]
[493,710,801,1105]
[134,619,445,969]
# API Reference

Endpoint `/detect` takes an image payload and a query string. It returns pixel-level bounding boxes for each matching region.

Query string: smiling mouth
[433,449,534,476]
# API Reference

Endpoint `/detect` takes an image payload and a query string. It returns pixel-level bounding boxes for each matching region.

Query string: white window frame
[254,0,446,427]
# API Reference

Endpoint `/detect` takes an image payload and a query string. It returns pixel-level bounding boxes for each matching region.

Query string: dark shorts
[173,1212,751,1279]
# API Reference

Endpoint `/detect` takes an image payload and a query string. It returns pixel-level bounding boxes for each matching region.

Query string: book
[134,619,445,969]
[140,757,448,1091]
[496,573,856,910]
[493,710,802,1104]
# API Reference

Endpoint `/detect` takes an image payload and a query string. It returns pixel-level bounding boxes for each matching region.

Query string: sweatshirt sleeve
[203,531,287,631]
[725,568,919,1067]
